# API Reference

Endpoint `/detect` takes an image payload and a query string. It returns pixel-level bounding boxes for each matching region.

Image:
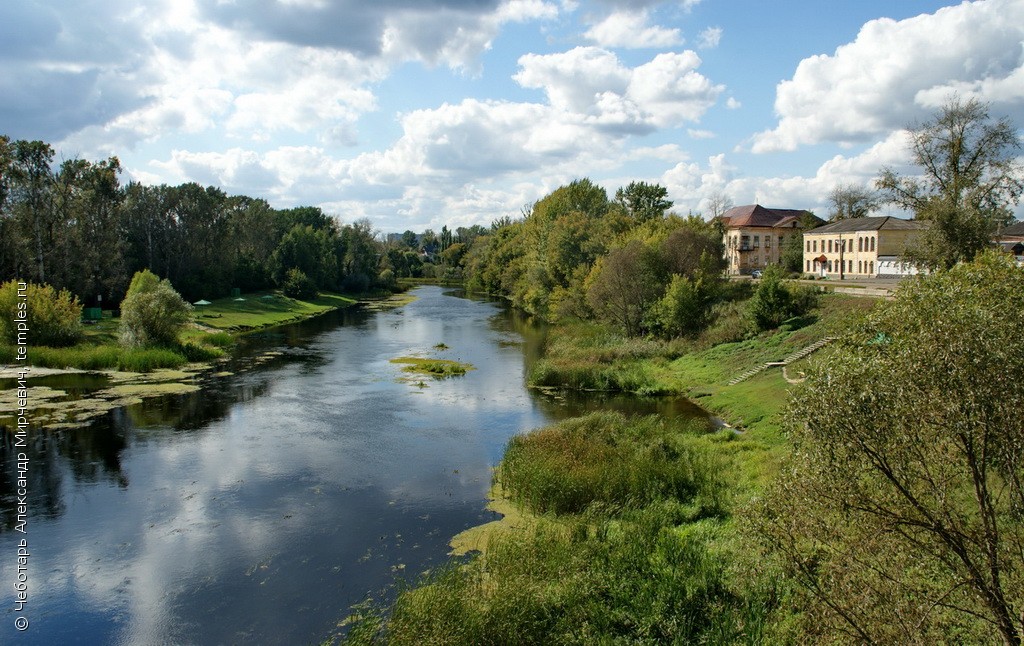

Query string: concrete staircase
[728,336,836,386]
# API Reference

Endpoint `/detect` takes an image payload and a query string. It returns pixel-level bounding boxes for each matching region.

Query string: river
[0,286,709,644]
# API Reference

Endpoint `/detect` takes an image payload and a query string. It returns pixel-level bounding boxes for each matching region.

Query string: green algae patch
[360,291,418,312]
[390,356,474,378]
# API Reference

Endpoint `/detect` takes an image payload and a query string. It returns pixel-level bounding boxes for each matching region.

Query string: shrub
[281,267,318,299]
[119,270,192,347]
[746,265,792,331]
[0,279,83,347]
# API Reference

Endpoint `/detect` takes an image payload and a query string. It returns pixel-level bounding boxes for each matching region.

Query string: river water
[0,286,709,645]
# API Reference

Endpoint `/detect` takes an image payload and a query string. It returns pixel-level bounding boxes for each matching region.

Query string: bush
[119,270,192,347]
[0,279,83,347]
[651,273,718,338]
[281,267,318,299]
[746,265,792,331]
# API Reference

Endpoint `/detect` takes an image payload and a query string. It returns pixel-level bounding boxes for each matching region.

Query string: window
[806,240,811,252]
[753,235,760,248]
[806,260,810,271]
[741,235,750,250]
[869,261,874,274]
[870,237,876,252]
[828,240,833,253]
[765,235,771,249]
[858,237,863,252]
[813,240,817,252]
[827,261,832,272]
[858,260,862,273]
[848,260,853,273]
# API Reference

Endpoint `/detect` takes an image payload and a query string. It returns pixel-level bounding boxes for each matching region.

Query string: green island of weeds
[390,356,474,378]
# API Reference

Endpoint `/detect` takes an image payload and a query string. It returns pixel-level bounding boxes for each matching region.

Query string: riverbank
[337,291,881,644]
[0,289,416,430]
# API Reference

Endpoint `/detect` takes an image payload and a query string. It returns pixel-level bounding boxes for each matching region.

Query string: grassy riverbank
[0,289,363,372]
[335,291,879,644]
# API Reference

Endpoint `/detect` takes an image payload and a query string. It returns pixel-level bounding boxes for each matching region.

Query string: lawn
[190,290,357,331]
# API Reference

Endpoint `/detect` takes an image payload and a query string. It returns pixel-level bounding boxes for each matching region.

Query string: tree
[614,181,673,223]
[876,97,1024,270]
[746,264,792,331]
[704,191,733,221]
[755,251,1024,644]
[119,269,192,347]
[662,215,726,278]
[650,262,720,338]
[827,183,878,221]
[9,140,56,284]
[586,240,663,336]
[0,280,82,347]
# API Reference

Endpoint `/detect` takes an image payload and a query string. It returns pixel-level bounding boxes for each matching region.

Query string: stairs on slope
[727,336,837,386]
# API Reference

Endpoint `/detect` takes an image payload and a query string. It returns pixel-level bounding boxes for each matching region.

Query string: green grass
[390,356,474,378]
[499,412,721,516]
[1,289,356,372]
[192,290,357,331]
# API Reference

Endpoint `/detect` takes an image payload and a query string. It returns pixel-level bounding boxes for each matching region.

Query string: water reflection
[0,286,710,644]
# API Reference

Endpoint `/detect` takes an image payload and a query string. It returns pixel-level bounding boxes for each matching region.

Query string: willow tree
[755,252,1024,644]
[877,97,1023,270]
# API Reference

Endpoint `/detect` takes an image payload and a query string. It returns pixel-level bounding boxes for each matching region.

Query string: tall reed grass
[500,412,722,516]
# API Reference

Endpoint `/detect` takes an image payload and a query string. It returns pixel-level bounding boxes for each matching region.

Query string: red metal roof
[721,204,810,228]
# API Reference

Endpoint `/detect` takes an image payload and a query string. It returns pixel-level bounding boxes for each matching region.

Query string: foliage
[0,279,83,347]
[877,97,1024,270]
[281,267,318,300]
[746,264,793,331]
[754,252,1024,644]
[0,135,395,307]
[650,271,718,338]
[586,240,664,336]
[272,224,339,290]
[119,269,192,347]
[614,180,673,223]
[780,230,805,273]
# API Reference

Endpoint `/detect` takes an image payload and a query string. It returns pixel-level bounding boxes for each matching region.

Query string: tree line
[0,136,386,306]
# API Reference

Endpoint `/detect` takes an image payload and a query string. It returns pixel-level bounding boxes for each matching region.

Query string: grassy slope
[1,290,360,371]
[191,291,357,331]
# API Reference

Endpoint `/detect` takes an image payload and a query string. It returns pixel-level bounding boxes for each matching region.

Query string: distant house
[720,205,816,276]
[997,220,1024,265]
[802,216,928,278]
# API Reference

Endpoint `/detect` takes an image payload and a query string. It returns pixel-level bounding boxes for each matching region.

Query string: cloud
[752,0,1024,153]
[696,26,722,49]
[584,10,683,49]
[514,46,723,133]
[196,0,559,70]
[661,133,915,216]
[0,0,158,142]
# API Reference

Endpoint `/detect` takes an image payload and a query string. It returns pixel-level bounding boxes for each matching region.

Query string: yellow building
[721,205,814,276]
[803,216,928,278]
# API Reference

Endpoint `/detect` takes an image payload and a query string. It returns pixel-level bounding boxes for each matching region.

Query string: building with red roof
[720,204,816,276]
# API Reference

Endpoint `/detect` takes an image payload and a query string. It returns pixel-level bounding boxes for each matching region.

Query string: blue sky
[3,0,1023,232]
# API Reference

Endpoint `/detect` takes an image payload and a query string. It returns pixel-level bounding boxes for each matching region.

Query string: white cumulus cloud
[584,9,683,48]
[752,0,1024,153]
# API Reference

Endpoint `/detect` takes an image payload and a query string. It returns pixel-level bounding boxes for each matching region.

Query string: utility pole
[838,233,845,280]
